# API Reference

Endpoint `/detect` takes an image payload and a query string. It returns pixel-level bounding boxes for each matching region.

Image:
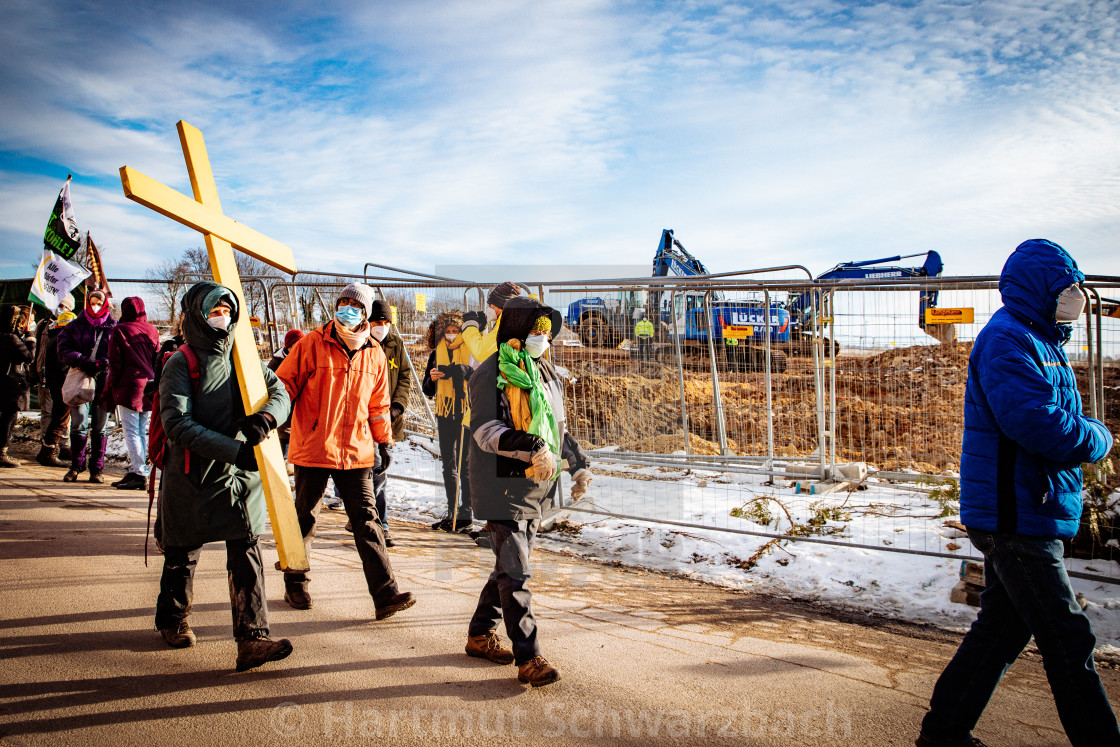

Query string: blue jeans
[69,401,109,472]
[920,528,1120,746]
[119,407,151,476]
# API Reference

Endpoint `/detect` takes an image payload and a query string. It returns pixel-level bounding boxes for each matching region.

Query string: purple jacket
[57,305,116,390]
[108,297,159,412]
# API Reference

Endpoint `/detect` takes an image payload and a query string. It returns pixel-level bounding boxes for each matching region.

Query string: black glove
[235,442,259,472]
[390,403,404,419]
[238,412,275,446]
[461,310,485,327]
[373,443,392,476]
[79,360,100,376]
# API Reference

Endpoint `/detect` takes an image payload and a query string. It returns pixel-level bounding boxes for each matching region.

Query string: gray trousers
[469,519,541,665]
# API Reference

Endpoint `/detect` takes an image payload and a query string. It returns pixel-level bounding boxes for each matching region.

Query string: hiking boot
[284,587,312,610]
[0,448,20,468]
[375,591,416,621]
[63,469,80,482]
[431,517,453,531]
[345,520,353,532]
[453,518,473,533]
[384,533,396,548]
[114,472,146,490]
[915,737,989,747]
[36,445,67,468]
[466,631,515,665]
[518,656,560,687]
[88,469,104,484]
[159,620,196,649]
[236,634,293,672]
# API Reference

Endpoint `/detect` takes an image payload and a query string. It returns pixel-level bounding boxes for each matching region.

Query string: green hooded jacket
[159,282,290,547]
[379,326,413,442]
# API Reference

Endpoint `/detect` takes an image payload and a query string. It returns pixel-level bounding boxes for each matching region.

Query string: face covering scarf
[1055,284,1085,323]
[335,319,371,351]
[497,341,559,477]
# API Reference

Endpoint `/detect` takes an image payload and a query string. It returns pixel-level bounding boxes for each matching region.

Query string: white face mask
[525,333,549,358]
[208,314,231,331]
[484,306,498,323]
[89,304,102,314]
[371,324,389,341]
[1054,284,1085,323]
[445,332,459,344]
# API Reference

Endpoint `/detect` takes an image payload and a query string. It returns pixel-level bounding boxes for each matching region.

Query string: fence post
[702,291,729,456]
[763,288,774,470]
[670,290,691,456]
[811,288,827,479]
[1084,287,1098,420]
[374,284,439,435]
[827,289,837,480]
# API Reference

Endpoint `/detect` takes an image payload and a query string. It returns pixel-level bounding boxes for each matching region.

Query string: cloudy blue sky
[1,0,1118,281]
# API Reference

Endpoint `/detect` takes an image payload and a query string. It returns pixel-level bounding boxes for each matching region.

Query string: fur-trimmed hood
[426,310,464,350]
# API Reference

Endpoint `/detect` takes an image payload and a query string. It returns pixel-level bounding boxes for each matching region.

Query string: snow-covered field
[382,436,1120,653]
[31,411,1120,652]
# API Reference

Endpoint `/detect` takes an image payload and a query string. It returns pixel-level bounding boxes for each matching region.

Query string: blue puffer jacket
[960,239,1113,538]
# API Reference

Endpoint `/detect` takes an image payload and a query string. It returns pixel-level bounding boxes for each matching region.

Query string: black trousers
[154,537,269,640]
[42,384,71,446]
[287,465,399,606]
[469,519,541,665]
[436,417,472,519]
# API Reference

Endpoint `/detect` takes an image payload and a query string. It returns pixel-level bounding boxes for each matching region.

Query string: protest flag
[29,176,91,311]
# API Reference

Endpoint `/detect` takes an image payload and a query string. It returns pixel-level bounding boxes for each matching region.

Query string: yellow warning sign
[925,307,974,325]
[722,326,755,340]
[390,305,398,325]
[414,293,427,313]
[249,316,261,328]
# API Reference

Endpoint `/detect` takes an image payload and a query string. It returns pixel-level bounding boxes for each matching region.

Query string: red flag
[84,232,111,297]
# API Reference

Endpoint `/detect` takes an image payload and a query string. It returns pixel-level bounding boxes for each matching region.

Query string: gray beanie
[338,282,374,320]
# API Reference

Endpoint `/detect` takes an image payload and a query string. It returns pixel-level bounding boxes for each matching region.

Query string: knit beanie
[487,281,522,309]
[337,282,374,320]
[58,293,75,313]
[283,328,306,348]
[369,299,391,322]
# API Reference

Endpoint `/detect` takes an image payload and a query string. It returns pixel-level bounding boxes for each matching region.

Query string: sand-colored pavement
[1,460,1117,746]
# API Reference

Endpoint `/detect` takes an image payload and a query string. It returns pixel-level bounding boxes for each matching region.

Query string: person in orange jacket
[275,282,415,620]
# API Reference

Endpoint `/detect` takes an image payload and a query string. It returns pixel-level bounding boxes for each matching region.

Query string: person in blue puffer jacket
[917,239,1118,747]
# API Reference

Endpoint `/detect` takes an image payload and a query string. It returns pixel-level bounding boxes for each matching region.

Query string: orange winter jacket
[276,320,393,470]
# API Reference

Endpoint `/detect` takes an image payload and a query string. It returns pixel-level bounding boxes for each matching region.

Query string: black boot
[236,634,293,672]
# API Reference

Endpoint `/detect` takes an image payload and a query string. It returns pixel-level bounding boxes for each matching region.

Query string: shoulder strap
[178,345,201,388]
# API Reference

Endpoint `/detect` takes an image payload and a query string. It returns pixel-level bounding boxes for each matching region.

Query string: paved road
[1,460,1117,745]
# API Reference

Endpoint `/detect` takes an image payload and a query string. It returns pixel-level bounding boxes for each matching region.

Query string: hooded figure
[107,297,160,488]
[154,281,293,671]
[918,240,1117,746]
[465,296,589,687]
[959,239,1111,537]
[57,289,116,481]
[0,305,34,467]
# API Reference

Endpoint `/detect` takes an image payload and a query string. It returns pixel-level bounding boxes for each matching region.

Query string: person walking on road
[422,311,473,532]
[33,293,73,466]
[36,309,77,468]
[0,305,34,468]
[367,300,411,547]
[154,282,293,672]
[57,289,115,483]
[275,282,415,619]
[916,239,1119,747]
[465,296,592,687]
[106,297,159,490]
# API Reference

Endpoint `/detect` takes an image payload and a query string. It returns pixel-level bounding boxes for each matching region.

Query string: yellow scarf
[435,336,471,419]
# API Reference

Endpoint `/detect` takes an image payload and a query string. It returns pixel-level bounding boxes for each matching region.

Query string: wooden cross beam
[120,120,308,572]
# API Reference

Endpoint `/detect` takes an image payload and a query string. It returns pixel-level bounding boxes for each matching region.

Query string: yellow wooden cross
[120,120,308,572]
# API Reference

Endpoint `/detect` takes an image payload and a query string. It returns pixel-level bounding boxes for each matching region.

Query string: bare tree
[145,258,191,327]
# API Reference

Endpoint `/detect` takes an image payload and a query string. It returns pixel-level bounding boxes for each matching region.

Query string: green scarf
[497,342,560,473]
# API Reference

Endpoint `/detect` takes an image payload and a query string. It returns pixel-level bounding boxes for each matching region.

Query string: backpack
[145,344,200,565]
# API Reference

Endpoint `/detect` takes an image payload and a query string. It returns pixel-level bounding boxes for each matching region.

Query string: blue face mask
[335,305,363,328]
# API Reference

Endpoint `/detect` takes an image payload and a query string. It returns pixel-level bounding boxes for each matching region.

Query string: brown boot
[0,448,20,468]
[236,634,293,672]
[466,631,515,665]
[375,591,416,621]
[517,656,560,687]
[36,444,67,468]
[63,468,80,482]
[159,620,197,649]
[283,587,312,610]
[88,469,104,484]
